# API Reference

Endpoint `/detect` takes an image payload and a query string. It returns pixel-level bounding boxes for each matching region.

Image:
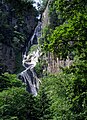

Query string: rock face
[0,43,15,73]
[46,52,72,73]
[41,0,53,28]
[42,2,49,28]
[0,1,38,73]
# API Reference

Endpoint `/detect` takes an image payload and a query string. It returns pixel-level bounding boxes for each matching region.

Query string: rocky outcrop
[41,0,53,28]
[47,52,72,73]
[42,2,49,28]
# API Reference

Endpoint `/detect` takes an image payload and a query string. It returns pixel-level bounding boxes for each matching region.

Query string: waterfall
[19,22,42,96]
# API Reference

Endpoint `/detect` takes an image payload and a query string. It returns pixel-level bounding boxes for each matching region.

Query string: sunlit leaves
[44,12,87,59]
[0,87,36,120]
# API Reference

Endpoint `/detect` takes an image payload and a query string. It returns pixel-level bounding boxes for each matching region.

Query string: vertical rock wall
[42,2,49,28]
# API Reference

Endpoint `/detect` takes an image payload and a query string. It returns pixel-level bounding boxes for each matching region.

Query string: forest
[0,0,87,120]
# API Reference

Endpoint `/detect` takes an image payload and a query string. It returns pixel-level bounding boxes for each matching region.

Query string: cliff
[42,1,50,28]
[0,0,38,73]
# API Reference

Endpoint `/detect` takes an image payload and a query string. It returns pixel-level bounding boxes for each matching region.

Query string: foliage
[15,51,24,73]
[41,26,52,52]
[38,66,87,119]
[0,68,87,119]
[35,62,43,78]
[43,0,87,58]
[34,53,48,78]
[0,0,37,46]
[41,0,87,119]
[0,73,51,120]
[49,0,64,29]
[36,86,52,120]
[39,0,87,118]
[54,0,87,19]
[28,45,38,54]
[0,87,37,120]
[0,73,23,92]
[63,58,87,119]
[5,0,34,15]
[0,0,87,120]
[44,12,87,59]
[0,73,33,119]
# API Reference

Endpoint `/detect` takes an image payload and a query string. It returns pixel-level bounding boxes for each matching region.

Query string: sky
[34,0,40,3]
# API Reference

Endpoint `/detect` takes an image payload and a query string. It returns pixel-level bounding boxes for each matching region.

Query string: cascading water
[19,22,42,96]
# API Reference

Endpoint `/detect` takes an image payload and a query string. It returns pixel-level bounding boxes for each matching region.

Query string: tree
[0,87,37,120]
[0,73,23,92]
[43,0,87,59]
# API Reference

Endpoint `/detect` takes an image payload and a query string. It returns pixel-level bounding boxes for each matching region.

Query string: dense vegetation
[0,73,37,120]
[0,73,51,120]
[41,0,87,119]
[0,0,87,120]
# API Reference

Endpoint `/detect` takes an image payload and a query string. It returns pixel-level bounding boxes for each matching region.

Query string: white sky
[34,0,40,3]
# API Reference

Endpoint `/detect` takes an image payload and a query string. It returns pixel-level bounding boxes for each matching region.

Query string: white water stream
[19,22,42,96]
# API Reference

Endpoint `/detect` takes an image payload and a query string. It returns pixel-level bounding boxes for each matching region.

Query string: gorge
[0,0,87,120]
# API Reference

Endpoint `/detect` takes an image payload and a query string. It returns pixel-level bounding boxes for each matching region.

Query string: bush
[35,62,43,78]
[0,73,23,92]
[38,65,87,120]
[0,88,36,120]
